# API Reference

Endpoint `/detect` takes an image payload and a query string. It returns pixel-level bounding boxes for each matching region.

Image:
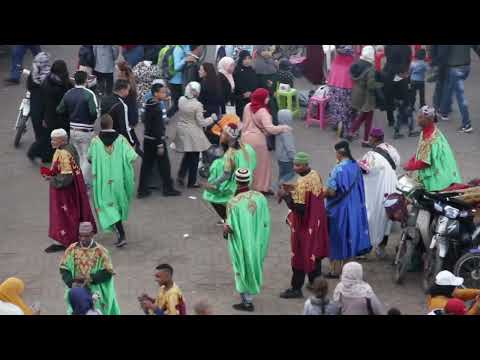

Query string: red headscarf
[250,88,270,114]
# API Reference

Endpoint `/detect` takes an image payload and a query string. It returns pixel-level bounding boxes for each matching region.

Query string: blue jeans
[440,65,471,128]
[123,46,144,68]
[9,45,41,81]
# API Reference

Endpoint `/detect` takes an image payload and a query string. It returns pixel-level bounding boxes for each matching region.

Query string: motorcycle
[13,69,32,148]
[391,175,435,285]
[423,197,477,291]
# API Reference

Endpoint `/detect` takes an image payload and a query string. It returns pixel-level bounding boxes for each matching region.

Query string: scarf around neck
[217,57,235,91]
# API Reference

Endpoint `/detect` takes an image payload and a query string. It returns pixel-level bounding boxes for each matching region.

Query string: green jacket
[350,60,377,113]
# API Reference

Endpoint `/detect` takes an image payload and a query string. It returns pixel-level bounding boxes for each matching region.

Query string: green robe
[88,135,138,231]
[226,190,271,295]
[416,127,462,192]
[203,144,256,205]
[60,243,121,315]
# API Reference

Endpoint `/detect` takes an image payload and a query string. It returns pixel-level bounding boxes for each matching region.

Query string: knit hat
[370,127,384,140]
[235,168,251,183]
[78,222,93,235]
[294,152,310,165]
[360,46,375,64]
[50,128,68,139]
[444,298,467,315]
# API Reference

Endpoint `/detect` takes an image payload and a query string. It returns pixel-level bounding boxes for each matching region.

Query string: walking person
[326,45,355,137]
[224,168,271,312]
[359,128,400,258]
[198,62,224,132]
[4,45,41,85]
[168,45,194,116]
[60,222,120,315]
[274,109,296,190]
[233,50,258,119]
[241,88,291,195]
[409,48,428,109]
[253,45,278,87]
[137,82,181,198]
[87,115,138,247]
[277,152,330,299]
[324,141,371,278]
[56,70,98,188]
[438,45,480,133]
[40,60,74,162]
[174,81,217,188]
[333,262,386,315]
[26,52,51,164]
[92,45,119,96]
[217,56,236,114]
[43,129,97,253]
[347,46,381,147]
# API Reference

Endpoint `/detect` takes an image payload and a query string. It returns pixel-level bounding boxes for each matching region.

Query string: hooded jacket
[275,109,296,163]
[41,73,73,130]
[303,296,340,315]
[350,59,377,112]
[143,97,167,146]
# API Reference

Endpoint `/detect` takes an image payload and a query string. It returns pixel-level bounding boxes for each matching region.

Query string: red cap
[444,299,466,315]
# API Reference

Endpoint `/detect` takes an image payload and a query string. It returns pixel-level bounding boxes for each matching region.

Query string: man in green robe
[223,168,271,312]
[60,222,120,315]
[88,114,138,247]
[203,123,256,222]
[403,105,462,191]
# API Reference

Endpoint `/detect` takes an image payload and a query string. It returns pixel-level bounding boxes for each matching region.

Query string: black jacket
[101,94,129,139]
[143,97,167,146]
[218,73,234,112]
[27,74,44,123]
[41,73,73,130]
[233,65,258,117]
[56,86,98,129]
[198,79,224,117]
[383,45,412,79]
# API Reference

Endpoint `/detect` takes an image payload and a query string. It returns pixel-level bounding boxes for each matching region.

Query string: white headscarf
[50,128,68,139]
[184,81,201,99]
[217,56,235,91]
[333,262,374,301]
[31,52,51,85]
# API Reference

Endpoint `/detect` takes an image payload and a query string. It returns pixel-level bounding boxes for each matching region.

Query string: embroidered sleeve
[416,130,437,165]
[53,149,73,175]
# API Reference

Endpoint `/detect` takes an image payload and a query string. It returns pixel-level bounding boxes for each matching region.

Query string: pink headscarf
[217,57,235,91]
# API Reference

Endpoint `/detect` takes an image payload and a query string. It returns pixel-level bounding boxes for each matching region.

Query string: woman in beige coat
[174,82,217,188]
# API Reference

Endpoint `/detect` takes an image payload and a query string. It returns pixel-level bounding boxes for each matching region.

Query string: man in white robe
[359,128,400,258]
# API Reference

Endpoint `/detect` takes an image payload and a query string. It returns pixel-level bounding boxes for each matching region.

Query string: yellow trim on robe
[291,170,323,205]
[52,148,74,175]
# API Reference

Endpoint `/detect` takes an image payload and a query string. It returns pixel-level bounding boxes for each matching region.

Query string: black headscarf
[236,50,252,70]
[233,50,258,97]
[335,140,354,160]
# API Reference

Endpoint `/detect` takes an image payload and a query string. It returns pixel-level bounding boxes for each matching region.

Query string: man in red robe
[43,129,97,253]
[277,152,329,299]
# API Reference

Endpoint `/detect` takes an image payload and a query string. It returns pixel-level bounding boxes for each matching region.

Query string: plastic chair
[276,88,301,118]
[305,95,329,128]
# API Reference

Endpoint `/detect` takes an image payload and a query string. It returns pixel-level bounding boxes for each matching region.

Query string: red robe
[303,45,325,85]
[287,170,329,272]
[49,144,97,246]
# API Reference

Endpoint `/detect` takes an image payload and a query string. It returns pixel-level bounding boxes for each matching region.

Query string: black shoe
[163,189,181,197]
[44,244,66,253]
[177,178,185,187]
[115,234,127,248]
[393,132,405,140]
[408,131,420,138]
[148,185,161,191]
[232,303,255,312]
[279,288,303,299]
[137,190,152,199]
[4,78,20,85]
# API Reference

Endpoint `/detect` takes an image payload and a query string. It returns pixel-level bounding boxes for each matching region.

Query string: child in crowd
[277,58,295,88]
[303,277,340,315]
[409,48,427,109]
[275,109,296,191]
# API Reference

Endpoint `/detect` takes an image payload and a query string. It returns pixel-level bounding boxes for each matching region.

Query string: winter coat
[198,79,224,118]
[350,59,377,112]
[303,297,340,315]
[233,65,258,118]
[143,97,167,146]
[41,73,73,130]
[174,96,214,152]
[93,45,119,74]
[254,45,278,75]
[383,45,412,79]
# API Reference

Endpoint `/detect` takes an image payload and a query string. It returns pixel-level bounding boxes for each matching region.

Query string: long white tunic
[359,143,400,247]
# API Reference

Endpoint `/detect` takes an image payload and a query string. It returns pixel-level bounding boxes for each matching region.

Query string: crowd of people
[1,44,480,315]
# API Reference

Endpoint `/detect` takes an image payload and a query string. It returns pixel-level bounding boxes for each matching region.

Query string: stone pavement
[0,45,479,315]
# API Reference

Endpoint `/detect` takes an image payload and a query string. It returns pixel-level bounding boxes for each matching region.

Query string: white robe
[0,300,24,315]
[360,143,400,247]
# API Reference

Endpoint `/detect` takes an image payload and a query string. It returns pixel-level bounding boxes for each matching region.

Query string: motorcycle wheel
[422,248,444,293]
[454,253,480,289]
[394,232,415,284]
[14,113,28,148]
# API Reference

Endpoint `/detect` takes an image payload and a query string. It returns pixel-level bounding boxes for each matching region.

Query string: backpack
[158,45,179,81]
[78,45,95,69]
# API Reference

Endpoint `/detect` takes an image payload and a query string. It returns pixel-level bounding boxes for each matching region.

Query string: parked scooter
[13,69,32,148]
